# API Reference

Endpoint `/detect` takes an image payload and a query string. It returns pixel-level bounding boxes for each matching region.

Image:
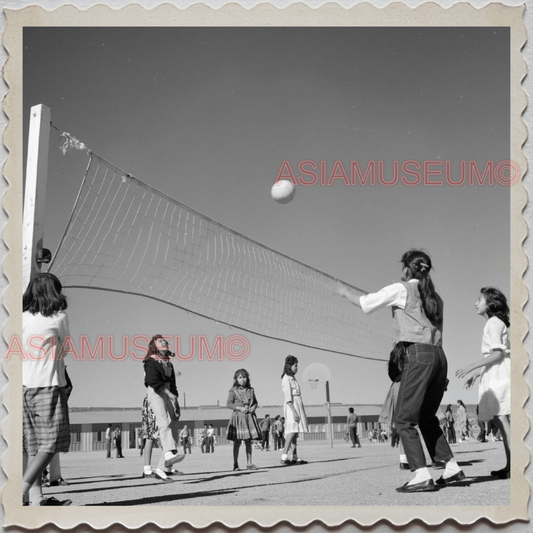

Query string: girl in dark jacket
[143,335,184,482]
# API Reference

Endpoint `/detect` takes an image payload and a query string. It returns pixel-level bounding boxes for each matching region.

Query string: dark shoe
[49,477,69,487]
[39,497,73,506]
[164,453,185,468]
[350,445,356,448]
[435,470,466,485]
[165,469,184,475]
[246,464,258,470]
[291,459,308,465]
[399,463,410,471]
[142,471,155,478]
[154,472,175,482]
[280,459,291,465]
[490,469,510,479]
[396,479,438,493]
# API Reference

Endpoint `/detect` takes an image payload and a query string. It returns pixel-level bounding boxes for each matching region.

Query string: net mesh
[49,152,392,361]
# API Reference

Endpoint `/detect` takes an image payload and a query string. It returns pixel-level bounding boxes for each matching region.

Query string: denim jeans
[395,343,454,471]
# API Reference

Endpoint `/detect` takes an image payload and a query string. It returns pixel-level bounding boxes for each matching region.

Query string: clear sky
[22,26,511,410]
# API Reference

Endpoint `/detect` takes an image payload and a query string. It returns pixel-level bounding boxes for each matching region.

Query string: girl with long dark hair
[456,287,511,478]
[143,335,184,482]
[337,249,462,492]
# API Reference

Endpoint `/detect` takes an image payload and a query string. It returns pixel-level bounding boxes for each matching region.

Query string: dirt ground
[43,438,511,507]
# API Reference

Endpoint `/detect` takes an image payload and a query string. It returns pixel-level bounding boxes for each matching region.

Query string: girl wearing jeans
[338,249,463,492]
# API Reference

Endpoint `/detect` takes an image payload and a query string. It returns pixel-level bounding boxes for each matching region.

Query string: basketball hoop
[309,380,319,390]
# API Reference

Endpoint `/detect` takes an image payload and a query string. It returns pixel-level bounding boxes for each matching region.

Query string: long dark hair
[446,404,453,413]
[232,368,251,389]
[281,355,298,378]
[481,287,510,327]
[143,334,174,361]
[401,249,443,326]
[23,273,67,317]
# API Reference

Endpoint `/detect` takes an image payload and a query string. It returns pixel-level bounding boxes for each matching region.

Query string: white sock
[143,465,152,474]
[400,454,408,463]
[164,451,176,461]
[444,458,461,478]
[156,468,168,479]
[281,453,288,461]
[408,467,432,485]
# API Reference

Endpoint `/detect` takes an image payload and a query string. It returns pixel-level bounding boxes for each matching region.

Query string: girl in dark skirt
[226,369,261,471]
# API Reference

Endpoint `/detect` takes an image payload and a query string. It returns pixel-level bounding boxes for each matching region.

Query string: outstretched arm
[456,349,505,380]
[336,283,362,308]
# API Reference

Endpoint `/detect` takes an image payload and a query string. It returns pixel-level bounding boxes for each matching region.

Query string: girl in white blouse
[456,287,511,479]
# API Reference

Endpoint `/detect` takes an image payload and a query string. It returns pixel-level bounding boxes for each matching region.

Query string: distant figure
[207,424,216,453]
[346,407,359,448]
[455,400,468,443]
[199,424,209,453]
[456,287,511,479]
[278,417,286,449]
[114,426,124,458]
[271,415,281,451]
[260,414,271,451]
[226,368,261,470]
[445,405,456,444]
[476,405,487,443]
[280,355,308,465]
[180,425,192,454]
[105,424,112,458]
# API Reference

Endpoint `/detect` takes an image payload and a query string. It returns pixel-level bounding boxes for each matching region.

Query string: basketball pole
[23,104,51,290]
[326,381,333,448]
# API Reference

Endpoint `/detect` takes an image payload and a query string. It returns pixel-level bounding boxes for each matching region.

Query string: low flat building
[68,404,384,452]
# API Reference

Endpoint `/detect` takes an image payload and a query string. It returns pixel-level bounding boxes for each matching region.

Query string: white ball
[271,180,296,204]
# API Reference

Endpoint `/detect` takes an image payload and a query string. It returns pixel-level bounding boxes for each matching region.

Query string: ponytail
[401,249,442,326]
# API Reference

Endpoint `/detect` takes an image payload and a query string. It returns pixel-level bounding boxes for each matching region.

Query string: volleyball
[271,180,296,204]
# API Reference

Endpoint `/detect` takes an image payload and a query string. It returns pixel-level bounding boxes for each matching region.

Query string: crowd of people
[21,246,511,503]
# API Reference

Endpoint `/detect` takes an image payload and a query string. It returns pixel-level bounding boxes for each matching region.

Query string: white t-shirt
[22,310,70,388]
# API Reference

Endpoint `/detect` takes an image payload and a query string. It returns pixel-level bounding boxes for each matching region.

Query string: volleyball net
[48,151,393,361]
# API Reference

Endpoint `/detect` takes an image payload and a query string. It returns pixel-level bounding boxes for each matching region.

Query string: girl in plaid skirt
[226,369,261,471]
[22,273,72,506]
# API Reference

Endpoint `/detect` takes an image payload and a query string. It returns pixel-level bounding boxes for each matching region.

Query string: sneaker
[39,497,72,506]
[49,477,70,487]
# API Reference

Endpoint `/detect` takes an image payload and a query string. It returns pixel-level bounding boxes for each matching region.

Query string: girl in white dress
[456,287,511,478]
[280,355,308,465]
